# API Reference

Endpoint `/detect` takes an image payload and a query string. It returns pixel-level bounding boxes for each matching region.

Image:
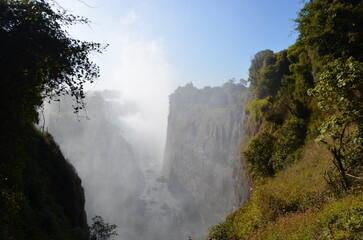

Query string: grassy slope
[207,1,363,237]
[207,139,363,239]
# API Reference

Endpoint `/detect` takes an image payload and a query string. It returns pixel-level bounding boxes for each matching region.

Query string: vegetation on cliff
[207,0,363,239]
[0,1,115,239]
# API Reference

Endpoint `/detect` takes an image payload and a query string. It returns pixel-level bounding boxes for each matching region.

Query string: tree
[0,0,106,128]
[295,0,363,192]
[0,1,106,238]
[89,216,118,240]
[248,50,290,99]
[296,0,363,66]
[309,57,363,191]
[243,132,277,179]
[248,50,274,98]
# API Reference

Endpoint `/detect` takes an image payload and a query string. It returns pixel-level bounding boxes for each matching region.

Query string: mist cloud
[46,1,178,239]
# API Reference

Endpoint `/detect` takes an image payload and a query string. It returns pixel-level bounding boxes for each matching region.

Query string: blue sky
[59,0,303,90]
[137,0,303,87]
[55,0,305,192]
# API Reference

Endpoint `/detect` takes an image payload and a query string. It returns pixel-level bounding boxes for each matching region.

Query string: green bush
[243,132,276,179]
[271,118,306,171]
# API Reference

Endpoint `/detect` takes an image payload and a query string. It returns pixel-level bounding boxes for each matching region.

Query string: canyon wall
[45,91,146,240]
[163,82,251,238]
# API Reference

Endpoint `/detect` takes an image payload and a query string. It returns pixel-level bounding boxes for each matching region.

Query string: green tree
[249,50,290,99]
[0,0,106,128]
[271,117,306,171]
[296,0,363,67]
[243,132,277,179]
[248,49,274,98]
[309,58,363,191]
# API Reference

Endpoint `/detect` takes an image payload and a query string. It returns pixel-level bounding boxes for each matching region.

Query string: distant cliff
[162,82,251,238]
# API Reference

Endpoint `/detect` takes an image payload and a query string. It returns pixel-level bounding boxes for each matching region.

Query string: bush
[243,132,276,179]
[271,118,306,171]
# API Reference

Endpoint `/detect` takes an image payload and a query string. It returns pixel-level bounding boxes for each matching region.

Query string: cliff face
[163,82,251,237]
[45,91,146,240]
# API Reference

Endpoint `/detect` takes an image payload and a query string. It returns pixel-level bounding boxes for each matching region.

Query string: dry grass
[252,140,332,221]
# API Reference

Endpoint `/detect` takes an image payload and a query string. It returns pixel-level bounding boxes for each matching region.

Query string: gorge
[2,1,362,239]
[44,81,251,240]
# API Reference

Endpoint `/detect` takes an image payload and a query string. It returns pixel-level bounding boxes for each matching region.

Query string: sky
[57,0,303,90]
[54,0,305,169]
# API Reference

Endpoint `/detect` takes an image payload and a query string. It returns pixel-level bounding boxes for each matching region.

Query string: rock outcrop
[163,82,251,238]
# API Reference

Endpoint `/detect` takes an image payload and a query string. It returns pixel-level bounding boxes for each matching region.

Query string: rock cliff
[45,91,146,240]
[163,82,251,238]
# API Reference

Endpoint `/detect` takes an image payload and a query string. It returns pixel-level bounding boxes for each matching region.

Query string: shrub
[243,132,276,179]
[271,118,307,171]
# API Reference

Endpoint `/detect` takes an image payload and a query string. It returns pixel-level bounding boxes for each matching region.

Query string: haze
[43,1,303,239]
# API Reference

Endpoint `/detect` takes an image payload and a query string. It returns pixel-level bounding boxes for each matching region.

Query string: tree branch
[346,173,363,180]
[77,0,97,9]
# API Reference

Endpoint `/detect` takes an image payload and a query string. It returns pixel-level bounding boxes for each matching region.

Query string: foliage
[248,50,274,98]
[243,97,272,135]
[89,216,118,240]
[0,128,90,240]
[249,50,290,99]
[0,1,105,239]
[312,58,363,126]
[242,118,307,179]
[271,118,306,171]
[208,1,363,239]
[206,142,362,240]
[277,44,314,119]
[243,132,276,179]
[309,57,363,191]
[207,222,231,240]
[0,0,105,127]
[242,48,307,181]
[253,141,331,222]
[296,0,363,65]
[258,193,363,240]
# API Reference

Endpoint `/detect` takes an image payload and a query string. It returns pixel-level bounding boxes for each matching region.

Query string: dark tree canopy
[248,50,291,99]
[0,2,107,238]
[0,0,106,127]
[296,0,363,65]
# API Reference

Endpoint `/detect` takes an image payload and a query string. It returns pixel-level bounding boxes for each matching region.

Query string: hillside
[0,126,89,240]
[207,0,363,239]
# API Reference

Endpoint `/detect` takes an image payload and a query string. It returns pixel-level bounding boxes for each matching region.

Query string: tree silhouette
[89,216,118,240]
[0,0,106,128]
